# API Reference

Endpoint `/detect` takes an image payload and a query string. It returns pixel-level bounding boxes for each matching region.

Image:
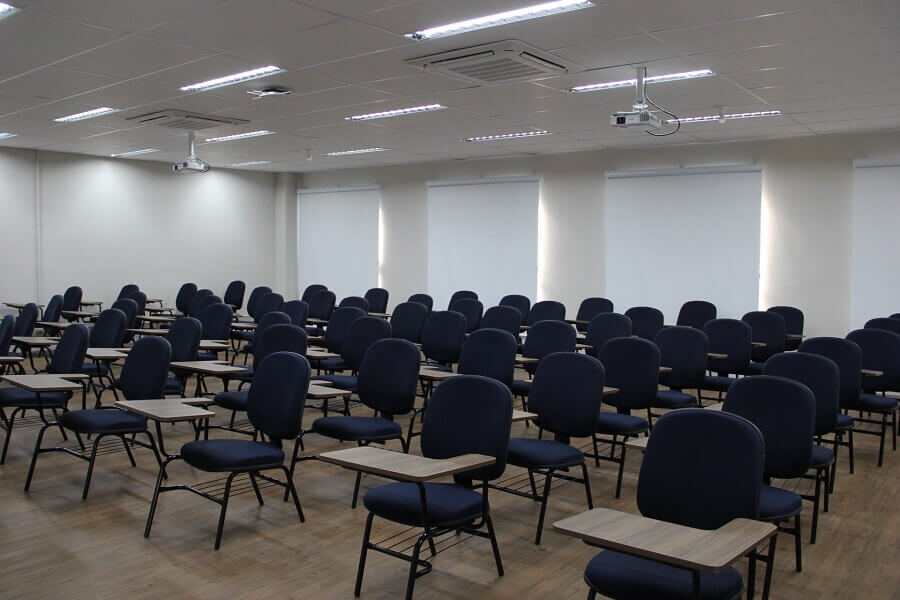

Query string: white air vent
[127,110,248,130]
[406,40,579,85]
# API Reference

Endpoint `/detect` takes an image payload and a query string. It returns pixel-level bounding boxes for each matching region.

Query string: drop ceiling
[0,0,897,172]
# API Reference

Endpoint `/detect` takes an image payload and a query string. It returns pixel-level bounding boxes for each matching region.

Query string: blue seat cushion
[508,438,584,469]
[655,390,698,409]
[810,445,834,468]
[181,439,284,472]
[164,377,184,395]
[318,358,349,371]
[59,409,147,433]
[228,366,254,383]
[197,351,221,361]
[421,363,452,372]
[311,374,358,391]
[584,550,743,600]
[759,484,802,521]
[214,390,248,412]
[510,379,531,397]
[0,388,68,408]
[81,362,109,376]
[364,482,483,527]
[313,416,402,441]
[744,362,765,375]
[596,412,648,435]
[232,330,254,342]
[703,375,739,392]
[848,393,898,413]
[834,413,854,431]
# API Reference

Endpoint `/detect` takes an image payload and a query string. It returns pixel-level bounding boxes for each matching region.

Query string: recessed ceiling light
[464,130,551,142]
[0,132,18,140]
[0,3,18,20]
[567,69,714,93]
[180,66,284,92]
[345,104,446,121]
[53,107,119,122]
[321,147,389,156]
[204,130,274,143]
[110,148,159,157]
[669,110,782,124]
[405,0,594,40]
[231,160,271,166]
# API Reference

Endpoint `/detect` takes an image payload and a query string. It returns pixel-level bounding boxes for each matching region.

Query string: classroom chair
[676,300,717,330]
[623,306,664,340]
[389,302,428,343]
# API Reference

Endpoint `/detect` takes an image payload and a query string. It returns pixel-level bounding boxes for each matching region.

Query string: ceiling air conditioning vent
[127,110,249,130]
[406,40,579,85]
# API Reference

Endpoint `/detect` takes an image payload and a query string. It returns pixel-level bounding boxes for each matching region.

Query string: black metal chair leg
[615,439,628,499]
[121,435,136,467]
[591,434,600,467]
[534,469,554,545]
[351,471,363,508]
[24,423,53,491]
[0,408,19,464]
[82,434,105,499]
[877,413,887,467]
[810,470,821,544]
[280,466,305,521]
[404,533,426,600]
[527,469,538,498]
[581,462,594,509]
[761,533,777,600]
[249,472,264,506]
[485,511,504,576]
[746,549,757,600]
[793,514,802,572]
[354,512,375,597]
[50,409,68,440]
[848,429,854,473]
[214,473,236,550]
[144,456,177,538]
[283,436,303,502]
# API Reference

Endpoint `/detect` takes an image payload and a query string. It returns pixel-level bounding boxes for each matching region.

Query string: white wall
[0,148,279,310]
[0,147,38,315]
[298,130,900,337]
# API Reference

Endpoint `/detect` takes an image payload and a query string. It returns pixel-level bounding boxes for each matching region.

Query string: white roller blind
[850,162,900,328]
[427,178,539,310]
[297,186,380,301]
[604,168,762,322]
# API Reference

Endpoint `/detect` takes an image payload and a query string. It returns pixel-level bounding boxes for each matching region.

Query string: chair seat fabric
[164,377,184,395]
[364,482,483,527]
[834,413,854,431]
[311,374,358,391]
[312,416,401,441]
[181,439,285,472]
[510,379,532,397]
[214,390,248,412]
[59,409,147,433]
[848,393,898,413]
[655,390,698,409]
[810,445,834,468]
[232,330,254,342]
[759,484,802,521]
[318,357,349,371]
[584,550,743,600]
[703,375,739,392]
[744,362,765,375]
[596,412,648,435]
[197,351,220,361]
[0,388,68,407]
[81,362,109,376]
[229,366,254,383]
[507,438,583,468]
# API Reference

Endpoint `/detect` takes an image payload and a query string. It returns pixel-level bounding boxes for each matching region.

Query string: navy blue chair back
[119,337,172,400]
[624,306,664,340]
[111,298,138,330]
[521,320,576,375]
[200,303,232,340]
[339,296,370,312]
[599,337,660,411]
[308,289,337,321]
[174,283,197,314]
[357,339,420,417]
[742,310,786,361]
[62,286,83,312]
[529,352,605,440]
[891,313,900,320]
[166,317,202,362]
[43,294,63,323]
[192,294,221,319]
[245,286,272,320]
[846,328,900,393]
[128,290,147,316]
[655,326,709,390]
[450,298,483,333]
[585,313,631,358]
[256,324,308,362]
[421,375,512,482]
[865,317,900,336]
[458,329,517,388]
[575,297,614,332]
[480,305,522,338]
[676,300,717,329]
[448,290,478,309]
[117,284,140,301]
[639,410,763,529]
[322,307,366,354]
[407,293,433,313]
[499,294,531,321]
[341,317,392,371]
[724,375,814,479]
[254,292,284,322]
[364,288,389,314]
[301,284,328,304]
[252,311,291,358]
[768,306,804,350]
[47,324,89,374]
[281,300,309,327]
[13,303,38,337]
[799,337,862,410]
[247,352,310,443]
[764,352,840,436]
[527,300,566,326]
[389,302,428,343]
[89,308,126,348]
[0,315,14,355]
[223,280,245,309]
[421,311,466,365]
[703,318,752,375]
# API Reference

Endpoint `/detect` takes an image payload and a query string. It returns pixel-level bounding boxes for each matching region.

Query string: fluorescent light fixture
[567,69,714,93]
[321,147,389,156]
[110,148,159,157]
[464,130,551,142]
[345,104,446,121]
[0,3,17,20]
[405,0,594,40]
[0,132,17,140]
[53,107,119,122]
[668,110,782,124]
[204,130,273,143]
[180,66,284,92]
[231,160,270,166]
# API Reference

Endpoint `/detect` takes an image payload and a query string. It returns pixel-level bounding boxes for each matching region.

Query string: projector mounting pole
[634,66,648,111]
[188,130,198,159]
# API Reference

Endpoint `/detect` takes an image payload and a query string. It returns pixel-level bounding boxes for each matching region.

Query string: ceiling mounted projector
[610,67,662,132]
[173,131,210,173]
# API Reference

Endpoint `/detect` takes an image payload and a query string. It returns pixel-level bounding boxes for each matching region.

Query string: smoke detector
[247,86,292,99]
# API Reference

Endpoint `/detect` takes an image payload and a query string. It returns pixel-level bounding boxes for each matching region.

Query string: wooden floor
[1,358,897,600]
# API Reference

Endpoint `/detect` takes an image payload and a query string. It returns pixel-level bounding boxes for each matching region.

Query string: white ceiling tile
[552,34,683,70]
[296,0,413,18]
[65,81,183,112]
[131,54,264,91]
[353,0,538,36]
[361,73,476,96]
[32,0,225,33]
[804,117,900,134]
[299,45,432,84]
[55,37,213,80]
[0,67,121,100]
